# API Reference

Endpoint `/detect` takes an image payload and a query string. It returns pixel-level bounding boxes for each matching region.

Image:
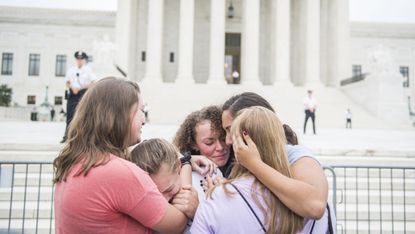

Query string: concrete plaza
[0,120,414,165]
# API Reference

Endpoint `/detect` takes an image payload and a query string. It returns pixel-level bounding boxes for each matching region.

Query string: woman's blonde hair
[53,77,141,183]
[223,106,304,234]
[130,138,180,175]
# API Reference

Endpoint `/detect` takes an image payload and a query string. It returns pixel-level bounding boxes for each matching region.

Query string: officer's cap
[74,51,88,60]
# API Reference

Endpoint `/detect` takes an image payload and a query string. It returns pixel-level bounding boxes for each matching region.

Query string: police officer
[303,89,317,135]
[61,51,97,143]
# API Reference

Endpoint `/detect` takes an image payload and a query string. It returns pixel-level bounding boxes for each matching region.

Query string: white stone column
[305,0,321,85]
[289,0,305,85]
[143,0,164,83]
[319,0,329,85]
[176,0,195,84]
[115,0,138,80]
[208,0,226,84]
[273,0,291,85]
[327,0,351,86]
[241,0,261,85]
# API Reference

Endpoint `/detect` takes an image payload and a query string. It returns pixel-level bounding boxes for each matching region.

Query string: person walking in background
[30,106,37,121]
[50,106,55,122]
[143,103,149,122]
[346,108,352,129]
[61,51,96,143]
[59,108,66,122]
[232,70,240,84]
[30,106,38,121]
[303,90,317,134]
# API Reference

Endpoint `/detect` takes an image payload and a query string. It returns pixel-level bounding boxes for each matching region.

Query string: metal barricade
[324,165,415,234]
[1,161,414,234]
[0,161,54,234]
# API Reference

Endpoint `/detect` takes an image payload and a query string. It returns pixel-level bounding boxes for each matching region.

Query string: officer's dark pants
[63,89,87,140]
[303,110,316,134]
[346,119,352,129]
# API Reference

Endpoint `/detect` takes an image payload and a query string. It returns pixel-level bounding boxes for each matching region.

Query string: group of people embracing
[53,77,335,234]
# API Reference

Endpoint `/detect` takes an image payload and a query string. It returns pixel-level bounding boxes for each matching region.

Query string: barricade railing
[0,161,54,234]
[324,165,415,234]
[1,161,414,234]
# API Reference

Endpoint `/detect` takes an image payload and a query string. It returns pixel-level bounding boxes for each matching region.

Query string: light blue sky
[0,0,414,23]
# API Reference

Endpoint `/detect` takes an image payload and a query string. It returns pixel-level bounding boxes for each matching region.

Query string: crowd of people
[52,64,336,233]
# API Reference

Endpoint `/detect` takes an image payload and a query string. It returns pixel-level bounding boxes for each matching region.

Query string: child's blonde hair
[130,138,180,174]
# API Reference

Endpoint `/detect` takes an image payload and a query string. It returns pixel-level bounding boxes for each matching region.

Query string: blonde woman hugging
[191,107,330,234]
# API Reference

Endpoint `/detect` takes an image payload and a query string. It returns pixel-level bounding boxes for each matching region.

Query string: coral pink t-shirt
[54,154,167,234]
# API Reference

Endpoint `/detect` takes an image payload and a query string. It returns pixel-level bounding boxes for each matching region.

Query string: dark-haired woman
[220,92,329,221]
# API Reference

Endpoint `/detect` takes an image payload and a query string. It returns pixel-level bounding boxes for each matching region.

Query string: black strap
[326,203,334,234]
[229,184,335,234]
[230,183,266,233]
[309,220,316,234]
[310,203,334,234]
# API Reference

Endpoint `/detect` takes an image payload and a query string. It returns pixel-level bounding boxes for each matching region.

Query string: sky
[0,0,415,24]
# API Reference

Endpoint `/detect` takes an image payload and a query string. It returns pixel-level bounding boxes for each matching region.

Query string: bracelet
[181,161,191,166]
[180,151,192,166]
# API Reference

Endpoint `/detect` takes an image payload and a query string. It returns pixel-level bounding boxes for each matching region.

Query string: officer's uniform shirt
[65,65,97,90]
[303,95,317,111]
[345,111,352,120]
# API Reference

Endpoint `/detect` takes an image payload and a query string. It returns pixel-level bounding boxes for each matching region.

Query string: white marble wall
[0,7,115,107]
[2,5,415,115]
[350,22,415,100]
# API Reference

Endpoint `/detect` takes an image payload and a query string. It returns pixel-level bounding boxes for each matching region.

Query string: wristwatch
[180,151,192,166]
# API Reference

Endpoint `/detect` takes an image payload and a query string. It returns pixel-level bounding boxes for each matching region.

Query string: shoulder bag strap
[230,183,266,233]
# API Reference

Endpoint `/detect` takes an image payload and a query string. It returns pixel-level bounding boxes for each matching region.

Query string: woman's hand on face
[171,185,199,219]
[232,131,262,170]
[190,155,218,176]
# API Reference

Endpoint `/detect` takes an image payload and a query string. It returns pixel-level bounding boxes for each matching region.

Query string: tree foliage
[0,84,12,107]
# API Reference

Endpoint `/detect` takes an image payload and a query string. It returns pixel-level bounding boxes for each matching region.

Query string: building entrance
[225,33,241,84]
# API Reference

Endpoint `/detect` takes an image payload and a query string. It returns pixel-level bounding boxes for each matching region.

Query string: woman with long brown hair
[191,107,317,233]
[53,77,196,234]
